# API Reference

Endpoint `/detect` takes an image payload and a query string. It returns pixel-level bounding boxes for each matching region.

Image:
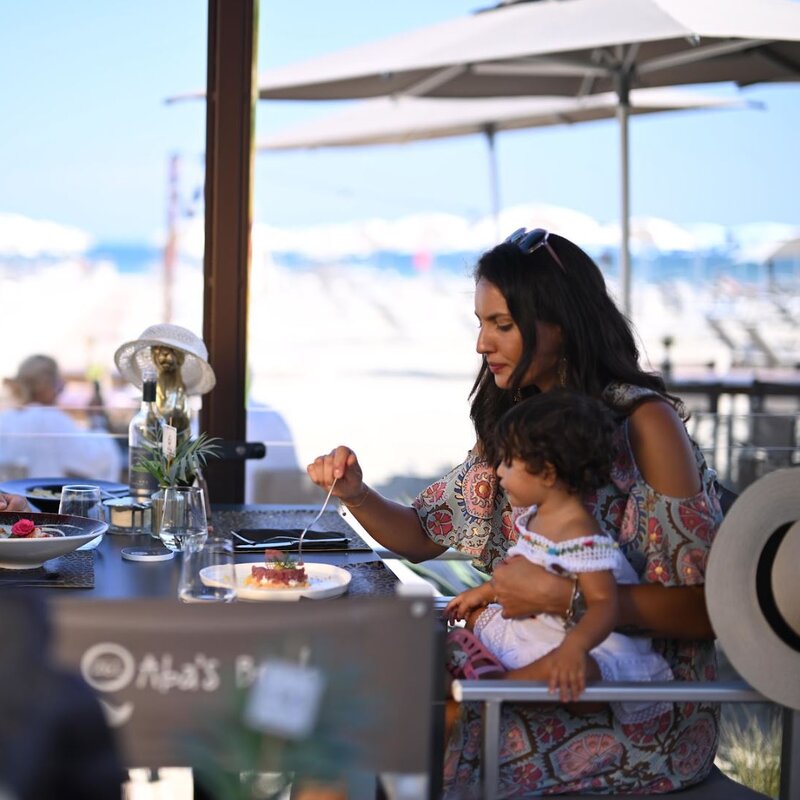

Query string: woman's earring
[558,358,568,388]
[513,388,522,403]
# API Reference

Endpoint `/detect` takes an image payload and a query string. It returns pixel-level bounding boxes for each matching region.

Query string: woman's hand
[492,556,572,619]
[0,493,30,513]
[307,446,365,503]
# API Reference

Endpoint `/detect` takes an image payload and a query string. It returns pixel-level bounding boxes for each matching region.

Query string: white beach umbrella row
[0,213,93,258]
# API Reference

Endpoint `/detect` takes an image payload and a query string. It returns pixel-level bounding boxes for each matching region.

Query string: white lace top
[507,507,639,585]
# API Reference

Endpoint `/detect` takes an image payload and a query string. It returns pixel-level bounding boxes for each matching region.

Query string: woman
[308,229,722,796]
[0,355,122,482]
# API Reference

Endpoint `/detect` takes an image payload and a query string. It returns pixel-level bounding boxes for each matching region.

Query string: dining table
[2,503,404,599]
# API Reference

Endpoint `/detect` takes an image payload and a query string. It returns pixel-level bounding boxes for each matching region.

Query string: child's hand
[444,586,490,625]
[547,640,588,703]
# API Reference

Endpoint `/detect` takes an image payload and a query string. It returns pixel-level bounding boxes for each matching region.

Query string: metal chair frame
[452,678,799,800]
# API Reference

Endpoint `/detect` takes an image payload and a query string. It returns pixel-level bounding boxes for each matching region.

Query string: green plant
[134,429,221,488]
[715,707,781,798]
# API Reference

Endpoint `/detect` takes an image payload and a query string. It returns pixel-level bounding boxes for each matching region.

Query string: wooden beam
[200,0,258,503]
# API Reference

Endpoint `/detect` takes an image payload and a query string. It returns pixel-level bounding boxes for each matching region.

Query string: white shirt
[0,404,122,482]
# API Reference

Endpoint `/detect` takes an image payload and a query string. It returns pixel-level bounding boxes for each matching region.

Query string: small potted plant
[134,429,221,539]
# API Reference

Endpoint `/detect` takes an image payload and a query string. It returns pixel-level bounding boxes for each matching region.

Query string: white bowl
[0,512,108,569]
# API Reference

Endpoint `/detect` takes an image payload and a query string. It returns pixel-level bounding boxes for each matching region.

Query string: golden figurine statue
[114,324,217,444]
[151,345,191,439]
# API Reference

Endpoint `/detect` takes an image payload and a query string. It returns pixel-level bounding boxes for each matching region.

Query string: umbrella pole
[485,125,501,243]
[616,72,632,317]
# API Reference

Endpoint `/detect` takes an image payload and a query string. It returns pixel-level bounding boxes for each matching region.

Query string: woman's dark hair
[494,390,615,495]
[470,236,680,463]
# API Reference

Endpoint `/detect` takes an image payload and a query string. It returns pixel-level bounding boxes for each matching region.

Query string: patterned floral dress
[413,383,723,797]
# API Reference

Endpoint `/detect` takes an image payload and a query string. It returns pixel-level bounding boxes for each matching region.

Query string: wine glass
[58,484,105,550]
[158,486,208,552]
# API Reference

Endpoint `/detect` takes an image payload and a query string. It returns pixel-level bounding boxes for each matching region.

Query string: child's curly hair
[493,389,615,495]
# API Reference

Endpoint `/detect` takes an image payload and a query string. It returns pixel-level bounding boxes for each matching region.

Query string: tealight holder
[103,497,153,535]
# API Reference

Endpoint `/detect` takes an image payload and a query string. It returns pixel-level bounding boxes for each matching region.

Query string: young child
[445,390,673,724]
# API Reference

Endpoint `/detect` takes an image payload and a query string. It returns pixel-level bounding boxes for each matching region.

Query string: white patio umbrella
[258,0,800,313]
[259,88,755,241]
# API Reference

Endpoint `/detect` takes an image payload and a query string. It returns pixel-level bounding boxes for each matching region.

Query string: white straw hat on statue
[114,324,216,396]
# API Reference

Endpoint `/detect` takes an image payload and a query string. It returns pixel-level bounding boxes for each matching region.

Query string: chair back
[50,596,438,777]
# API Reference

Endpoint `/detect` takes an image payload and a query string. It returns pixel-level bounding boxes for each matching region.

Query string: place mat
[214,508,371,553]
[341,560,400,598]
[0,551,95,589]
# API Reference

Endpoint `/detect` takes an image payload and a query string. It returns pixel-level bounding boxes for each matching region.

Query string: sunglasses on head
[504,228,566,273]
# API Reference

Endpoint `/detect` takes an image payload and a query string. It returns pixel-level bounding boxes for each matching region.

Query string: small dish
[0,512,109,569]
[201,562,351,602]
[103,496,153,534]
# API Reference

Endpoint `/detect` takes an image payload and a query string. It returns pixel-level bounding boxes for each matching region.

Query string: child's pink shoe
[446,627,505,680]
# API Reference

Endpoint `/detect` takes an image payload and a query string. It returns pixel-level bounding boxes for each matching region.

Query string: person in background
[0,591,124,800]
[0,355,122,482]
[445,390,673,726]
[308,228,723,795]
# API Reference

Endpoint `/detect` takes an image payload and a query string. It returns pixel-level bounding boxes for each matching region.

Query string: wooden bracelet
[340,486,371,508]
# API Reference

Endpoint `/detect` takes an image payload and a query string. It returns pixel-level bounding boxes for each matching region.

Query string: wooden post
[200,0,258,503]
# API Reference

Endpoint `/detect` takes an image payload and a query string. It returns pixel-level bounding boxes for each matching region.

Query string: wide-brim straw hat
[114,324,216,396]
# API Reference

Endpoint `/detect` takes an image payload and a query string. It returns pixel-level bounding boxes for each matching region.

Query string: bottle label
[162,424,178,459]
[129,446,158,498]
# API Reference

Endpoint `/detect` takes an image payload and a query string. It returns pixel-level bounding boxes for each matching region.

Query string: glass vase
[156,486,208,553]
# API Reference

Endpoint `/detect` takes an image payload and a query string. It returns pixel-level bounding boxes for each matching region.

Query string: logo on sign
[81,642,137,692]
[81,642,136,727]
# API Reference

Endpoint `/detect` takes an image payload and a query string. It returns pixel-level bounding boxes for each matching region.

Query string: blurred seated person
[0,355,122,482]
[0,592,124,800]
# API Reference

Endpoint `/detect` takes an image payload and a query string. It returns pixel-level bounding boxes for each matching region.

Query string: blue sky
[1,0,799,243]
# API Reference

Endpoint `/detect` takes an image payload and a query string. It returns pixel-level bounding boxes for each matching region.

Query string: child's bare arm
[566,569,618,652]
[444,582,496,624]
[547,570,618,701]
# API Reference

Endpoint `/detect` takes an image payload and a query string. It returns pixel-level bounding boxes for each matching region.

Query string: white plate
[201,562,352,602]
[0,512,108,569]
